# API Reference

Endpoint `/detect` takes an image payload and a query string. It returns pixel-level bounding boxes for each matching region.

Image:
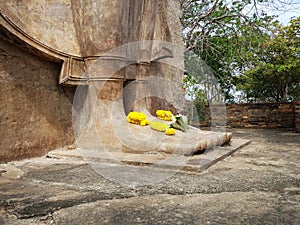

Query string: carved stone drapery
[0,0,176,85]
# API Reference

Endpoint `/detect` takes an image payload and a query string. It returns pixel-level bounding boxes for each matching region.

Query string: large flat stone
[48,138,251,173]
[0,129,299,225]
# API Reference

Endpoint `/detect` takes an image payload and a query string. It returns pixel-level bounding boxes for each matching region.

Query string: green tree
[183,55,207,120]
[181,0,276,102]
[237,17,300,102]
[181,0,299,103]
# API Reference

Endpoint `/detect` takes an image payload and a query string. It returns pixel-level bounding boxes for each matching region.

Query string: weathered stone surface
[53,192,297,225]
[202,102,297,130]
[0,0,81,56]
[0,0,232,161]
[0,129,299,224]
[0,39,75,162]
[0,0,179,85]
[47,137,249,173]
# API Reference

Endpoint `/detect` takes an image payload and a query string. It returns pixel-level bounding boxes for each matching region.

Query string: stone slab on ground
[47,138,250,173]
[52,192,293,225]
[0,129,299,225]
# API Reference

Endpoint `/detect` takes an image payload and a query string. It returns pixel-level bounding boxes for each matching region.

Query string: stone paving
[0,129,299,224]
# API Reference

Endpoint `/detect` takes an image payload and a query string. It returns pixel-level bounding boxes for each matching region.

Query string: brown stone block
[251,109,263,114]
[258,122,267,126]
[267,124,278,129]
[280,109,294,113]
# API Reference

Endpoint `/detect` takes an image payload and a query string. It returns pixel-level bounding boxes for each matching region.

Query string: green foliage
[182,0,300,104]
[236,17,300,102]
[184,51,208,120]
[182,0,276,102]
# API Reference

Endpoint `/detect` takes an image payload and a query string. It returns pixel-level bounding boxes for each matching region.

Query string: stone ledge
[47,138,251,173]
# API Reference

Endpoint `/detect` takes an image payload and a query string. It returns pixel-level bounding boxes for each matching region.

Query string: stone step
[47,138,251,173]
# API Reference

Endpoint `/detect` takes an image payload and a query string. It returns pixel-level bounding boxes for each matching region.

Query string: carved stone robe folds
[0,1,178,78]
[0,0,185,113]
[0,0,233,156]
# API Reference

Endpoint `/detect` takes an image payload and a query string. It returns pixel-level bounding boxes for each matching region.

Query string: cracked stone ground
[0,129,299,225]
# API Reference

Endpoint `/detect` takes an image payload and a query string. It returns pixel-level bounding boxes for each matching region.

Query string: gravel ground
[0,128,299,224]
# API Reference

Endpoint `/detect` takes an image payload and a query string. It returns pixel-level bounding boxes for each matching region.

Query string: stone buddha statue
[0,0,231,156]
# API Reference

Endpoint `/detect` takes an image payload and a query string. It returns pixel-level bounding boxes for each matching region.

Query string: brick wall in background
[295,102,300,132]
[201,102,298,131]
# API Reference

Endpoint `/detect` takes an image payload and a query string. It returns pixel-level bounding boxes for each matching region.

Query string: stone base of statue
[0,0,232,159]
[73,80,232,156]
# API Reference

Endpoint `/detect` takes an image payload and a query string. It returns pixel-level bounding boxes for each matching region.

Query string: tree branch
[185,0,220,50]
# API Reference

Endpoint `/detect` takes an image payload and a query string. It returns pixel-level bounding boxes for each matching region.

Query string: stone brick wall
[0,40,75,162]
[201,102,298,130]
[295,102,300,132]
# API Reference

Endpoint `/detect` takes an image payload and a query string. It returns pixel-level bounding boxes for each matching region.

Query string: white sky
[242,0,300,25]
[277,10,300,25]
